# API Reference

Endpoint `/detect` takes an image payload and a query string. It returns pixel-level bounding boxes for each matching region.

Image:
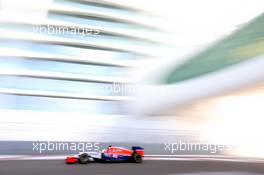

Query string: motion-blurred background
[0,0,264,158]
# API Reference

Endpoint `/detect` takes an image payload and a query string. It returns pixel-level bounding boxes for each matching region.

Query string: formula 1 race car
[65,145,144,164]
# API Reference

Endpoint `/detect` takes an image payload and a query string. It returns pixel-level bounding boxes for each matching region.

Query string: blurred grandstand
[130,13,264,158]
[0,0,172,142]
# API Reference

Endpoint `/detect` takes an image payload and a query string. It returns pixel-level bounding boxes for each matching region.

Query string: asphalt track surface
[0,160,264,175]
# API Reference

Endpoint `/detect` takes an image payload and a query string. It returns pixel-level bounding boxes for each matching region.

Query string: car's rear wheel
[132,153,142,163]
[78,153,90,164]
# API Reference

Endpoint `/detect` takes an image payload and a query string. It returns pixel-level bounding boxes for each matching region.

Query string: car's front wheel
[78,153,90,164]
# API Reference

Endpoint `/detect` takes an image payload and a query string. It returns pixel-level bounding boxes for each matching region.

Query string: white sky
[111,0,264,48]
[118,0,264,77]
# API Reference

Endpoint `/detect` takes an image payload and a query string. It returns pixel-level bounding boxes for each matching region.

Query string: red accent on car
[104,147,133,156]
[135,149,144,156]
[65,156,78,163]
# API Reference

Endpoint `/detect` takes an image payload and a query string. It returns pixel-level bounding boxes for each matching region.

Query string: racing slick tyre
[132,153,142,163]
[101,153,106,163]
[78,153,90,164]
